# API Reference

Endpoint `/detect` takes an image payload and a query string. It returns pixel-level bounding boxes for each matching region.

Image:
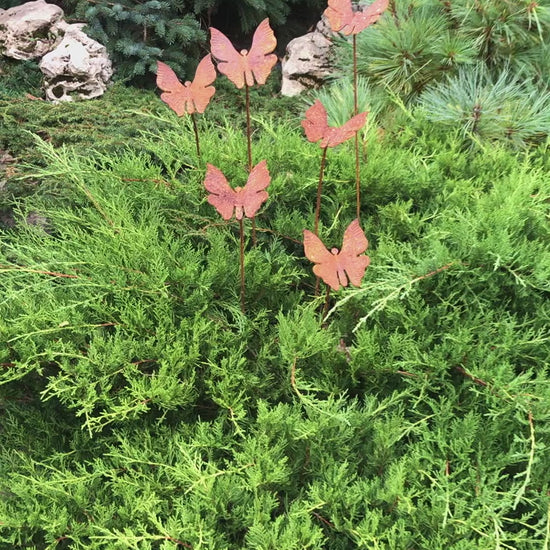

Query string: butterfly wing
[352,0,389,34]
[156,61,192,116]
[339,219,370,287]
[247,18,278,86]
[324,0,355,35]
[325,111,368,147]
[188,54,216,114]
[303,230,341,291]
[210,27,246,89]
[240,160,270,219]
[204,164,237,220]
[301,100,329,146]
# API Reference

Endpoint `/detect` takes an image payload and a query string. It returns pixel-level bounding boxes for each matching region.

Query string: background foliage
[336,0,550,97]
[331,0,550,146]
[3,0,323,83]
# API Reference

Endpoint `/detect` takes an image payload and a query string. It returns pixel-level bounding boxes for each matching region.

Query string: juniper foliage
[1,103,549,547]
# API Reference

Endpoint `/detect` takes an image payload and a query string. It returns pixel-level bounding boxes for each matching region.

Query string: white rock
[281,32,334,97]
[281,17,337,97]
[39,23,113,102]
[0,0,63,60]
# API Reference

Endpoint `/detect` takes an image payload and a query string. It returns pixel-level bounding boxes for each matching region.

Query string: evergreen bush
[418,66,550,148]
[0,59,43,98]
[332,0,550,146]
[336,0,550,99]
[1,107,549,547]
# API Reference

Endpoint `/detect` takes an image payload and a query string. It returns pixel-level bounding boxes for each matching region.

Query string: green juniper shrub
[1,105,549,547]
[1,8,550,546]
[0,70,295,196]
[0,83,164,166]
[0,58,43,98]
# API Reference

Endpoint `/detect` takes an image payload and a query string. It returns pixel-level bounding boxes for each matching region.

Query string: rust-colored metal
[203,160,270,221]
[302,99,367,149]
[313,147,328,236]
[156,56,216,115]
[304,219,370,291]
[209,19,277,89]
[324,0,389,36]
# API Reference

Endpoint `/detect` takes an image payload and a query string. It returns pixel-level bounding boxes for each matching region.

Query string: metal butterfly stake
[304,218,370,316]
[324,0,389,221]
[209,19,277,171]
[301,99,367,235]
[203,160,271,313]
[156,55,216,159]
[210,18,277,244]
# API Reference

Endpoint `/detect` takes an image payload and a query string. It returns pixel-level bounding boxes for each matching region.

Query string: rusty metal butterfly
[209,18,277,89]
[156,55,216,115]
[204,160,270,220]
[303,219,370,291]
[325,0,389,36]
[302,100,367,148]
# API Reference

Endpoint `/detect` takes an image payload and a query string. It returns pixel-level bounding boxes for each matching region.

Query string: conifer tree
[329,0,550,145]
[335,0,550,101]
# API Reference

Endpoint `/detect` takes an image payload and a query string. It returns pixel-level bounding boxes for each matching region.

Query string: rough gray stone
[39,22,113,102]
[0,0,63,60]
[281,16,338,97]
[281,35,333,96]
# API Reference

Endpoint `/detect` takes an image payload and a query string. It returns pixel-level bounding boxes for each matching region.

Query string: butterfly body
[210,19,277,89]
[304,219,370,291]
[156,55,216,115]
[325,0,389,36]
[204,161,270,220]
[302,100,367,148]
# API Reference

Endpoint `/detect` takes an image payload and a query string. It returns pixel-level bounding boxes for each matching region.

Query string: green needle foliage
[308,75,386,128]
[419,66,550,148]
[336,0,550,98]
[1,90,549,548]
[332,0,550,146]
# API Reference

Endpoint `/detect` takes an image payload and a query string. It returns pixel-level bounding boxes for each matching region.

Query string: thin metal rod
[322,284,331,320]
[353,35,358,117]
[191,113,201,160]
[245,84,252,171]
[314,147,328,236]
[353,34,361,222]
[251,217,257,247]
[239,218,245,314]
[245,84,257,245]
